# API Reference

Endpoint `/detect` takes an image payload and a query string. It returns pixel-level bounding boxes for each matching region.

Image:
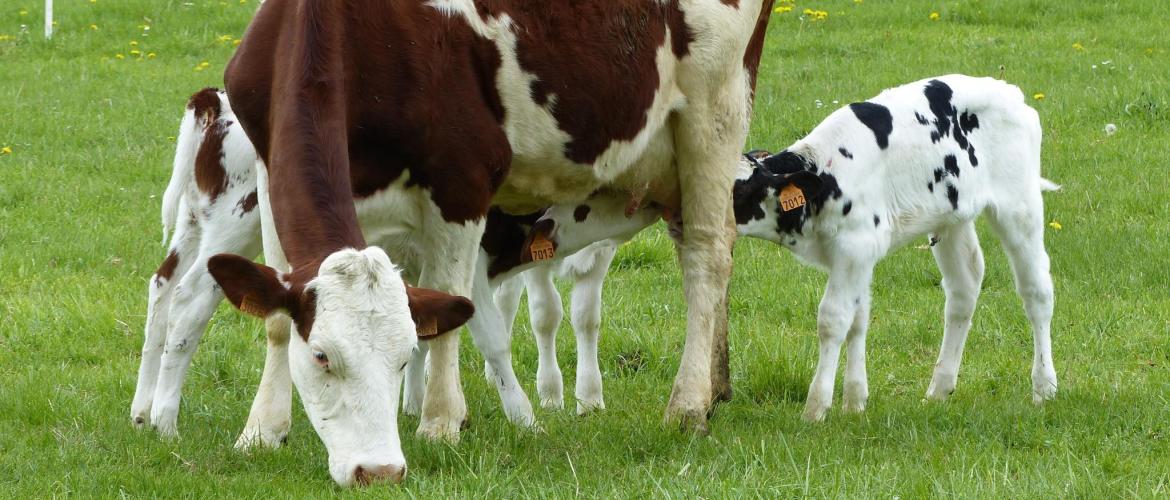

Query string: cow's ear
[518,218,559,265]
[780,171,824,199]
[208,254,297,318]
[405,286,475,339]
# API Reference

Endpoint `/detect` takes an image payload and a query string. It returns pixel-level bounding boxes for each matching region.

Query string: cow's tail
[1039,178,1061,192]
[161,88,221,246]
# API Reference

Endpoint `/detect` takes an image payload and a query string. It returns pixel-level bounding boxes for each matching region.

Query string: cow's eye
[312,350,330,370]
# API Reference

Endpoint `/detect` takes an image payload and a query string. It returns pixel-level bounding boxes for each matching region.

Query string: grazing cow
[132,89,475,469]
[733,74,1059,421]
[133,87,664,465]
[207,1,773,485]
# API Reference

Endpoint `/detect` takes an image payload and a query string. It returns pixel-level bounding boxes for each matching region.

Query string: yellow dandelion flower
[233,39,242,46]
[1072,42,1084,51]
[199,61,210,68]
[0,35,11,41]
[130,49,141,56]
[1,146,12,155]
[90,24,99,30]
[130,40,139,46]
[1048,221,1062,230]
[147,52,156,59]
[115,53,125,59]
[1033,93,1045,101]
[241,0,247,3]
[774,6,792,13]
[19,9,28,16]
[929,12,940,21]
[195,66,204,71]
[217,34,233,42]
[854,0,863,3]
[90,0,97,3]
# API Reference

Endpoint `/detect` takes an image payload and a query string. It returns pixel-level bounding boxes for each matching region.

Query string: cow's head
[734,150,825,241]
[207,247,474,487]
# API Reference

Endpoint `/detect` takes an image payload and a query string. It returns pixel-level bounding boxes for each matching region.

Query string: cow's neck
[267,160,367,285]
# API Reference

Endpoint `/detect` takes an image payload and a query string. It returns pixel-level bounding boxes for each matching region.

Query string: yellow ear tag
[779,184,806,212]
[529,234,556,262]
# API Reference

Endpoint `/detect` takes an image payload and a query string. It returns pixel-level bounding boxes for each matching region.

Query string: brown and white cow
[184,0,773,486]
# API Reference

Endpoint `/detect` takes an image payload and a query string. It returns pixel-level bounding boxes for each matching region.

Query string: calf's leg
[925,222,984,401]
[804,259,873,422]
[524,265,565,410]
[568,243,617,415]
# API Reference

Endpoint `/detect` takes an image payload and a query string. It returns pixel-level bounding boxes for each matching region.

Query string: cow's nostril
[354,464,406,486]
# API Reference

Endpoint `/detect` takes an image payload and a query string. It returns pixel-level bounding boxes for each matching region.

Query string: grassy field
[2,0,1169,496]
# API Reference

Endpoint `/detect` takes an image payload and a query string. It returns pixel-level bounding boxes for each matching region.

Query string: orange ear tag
[239,295,265,316]
[417,318,438,337]
[779,184,807,212]
[529,234,556,262]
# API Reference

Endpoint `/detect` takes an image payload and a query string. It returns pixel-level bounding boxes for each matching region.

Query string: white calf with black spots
[733,74,1059,421]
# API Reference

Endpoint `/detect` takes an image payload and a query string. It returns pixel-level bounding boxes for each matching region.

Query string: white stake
[45,0,53,39]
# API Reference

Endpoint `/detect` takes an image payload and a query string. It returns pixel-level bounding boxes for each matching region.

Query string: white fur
[735,74,1058,421]
[293,247,415,487]
[132,90,263,437]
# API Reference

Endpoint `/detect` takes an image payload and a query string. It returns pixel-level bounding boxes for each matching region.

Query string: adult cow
[216,0,774,485]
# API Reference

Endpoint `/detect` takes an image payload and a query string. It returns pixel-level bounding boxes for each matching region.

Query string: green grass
[2,0,1169,496]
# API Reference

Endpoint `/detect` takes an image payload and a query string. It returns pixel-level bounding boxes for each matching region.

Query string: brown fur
[154,250,179,286]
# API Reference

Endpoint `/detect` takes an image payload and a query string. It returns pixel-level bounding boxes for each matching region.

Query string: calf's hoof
[801,400,830,423]
[925,373,957,401]
[1032,375,1058,405]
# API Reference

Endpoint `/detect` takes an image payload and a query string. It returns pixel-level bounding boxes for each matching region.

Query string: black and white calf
[507,75,1059,422]
[734,74,1059,421]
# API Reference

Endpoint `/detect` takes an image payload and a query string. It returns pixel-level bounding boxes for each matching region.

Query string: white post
[44,0,53,39]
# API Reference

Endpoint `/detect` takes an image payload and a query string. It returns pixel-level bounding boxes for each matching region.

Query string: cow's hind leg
[524,265,565,410]
[150,217,260,438]
[665,75,749,431]
[986,199,1057,403]
[132,199,200,428]
[925,222,985,401]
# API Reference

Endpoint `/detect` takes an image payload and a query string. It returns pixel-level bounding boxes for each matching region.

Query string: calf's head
[207,247,474,487]
[734,150,825,242]
[518,192,662,266]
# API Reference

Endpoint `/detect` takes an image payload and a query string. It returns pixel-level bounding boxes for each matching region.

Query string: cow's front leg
[237,172,294,449]
[415,218,485,441]
[664,80,747,432]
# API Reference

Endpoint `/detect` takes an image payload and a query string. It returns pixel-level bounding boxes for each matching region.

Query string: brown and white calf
[201,0,774,484]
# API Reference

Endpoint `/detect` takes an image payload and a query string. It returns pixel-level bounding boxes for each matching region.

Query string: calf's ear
[405,286,475,339]
[781,171,824,199]
[518,218,559,265]
[207,254,297,318]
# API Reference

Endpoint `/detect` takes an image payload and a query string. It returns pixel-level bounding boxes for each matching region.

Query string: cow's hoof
[235,426,288,451]
[664,406,709,435]
[416,418,462,443]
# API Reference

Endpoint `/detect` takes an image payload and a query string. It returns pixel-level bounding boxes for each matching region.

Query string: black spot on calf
[946,184,959,210]
[838,147,853,159]
[849,102,894,150]
[573,204,591,222]
[842,200,852,216]
[927,181,934,192]
[873,215,881,227]
[915,111,930,125]
[943,154,960,178]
